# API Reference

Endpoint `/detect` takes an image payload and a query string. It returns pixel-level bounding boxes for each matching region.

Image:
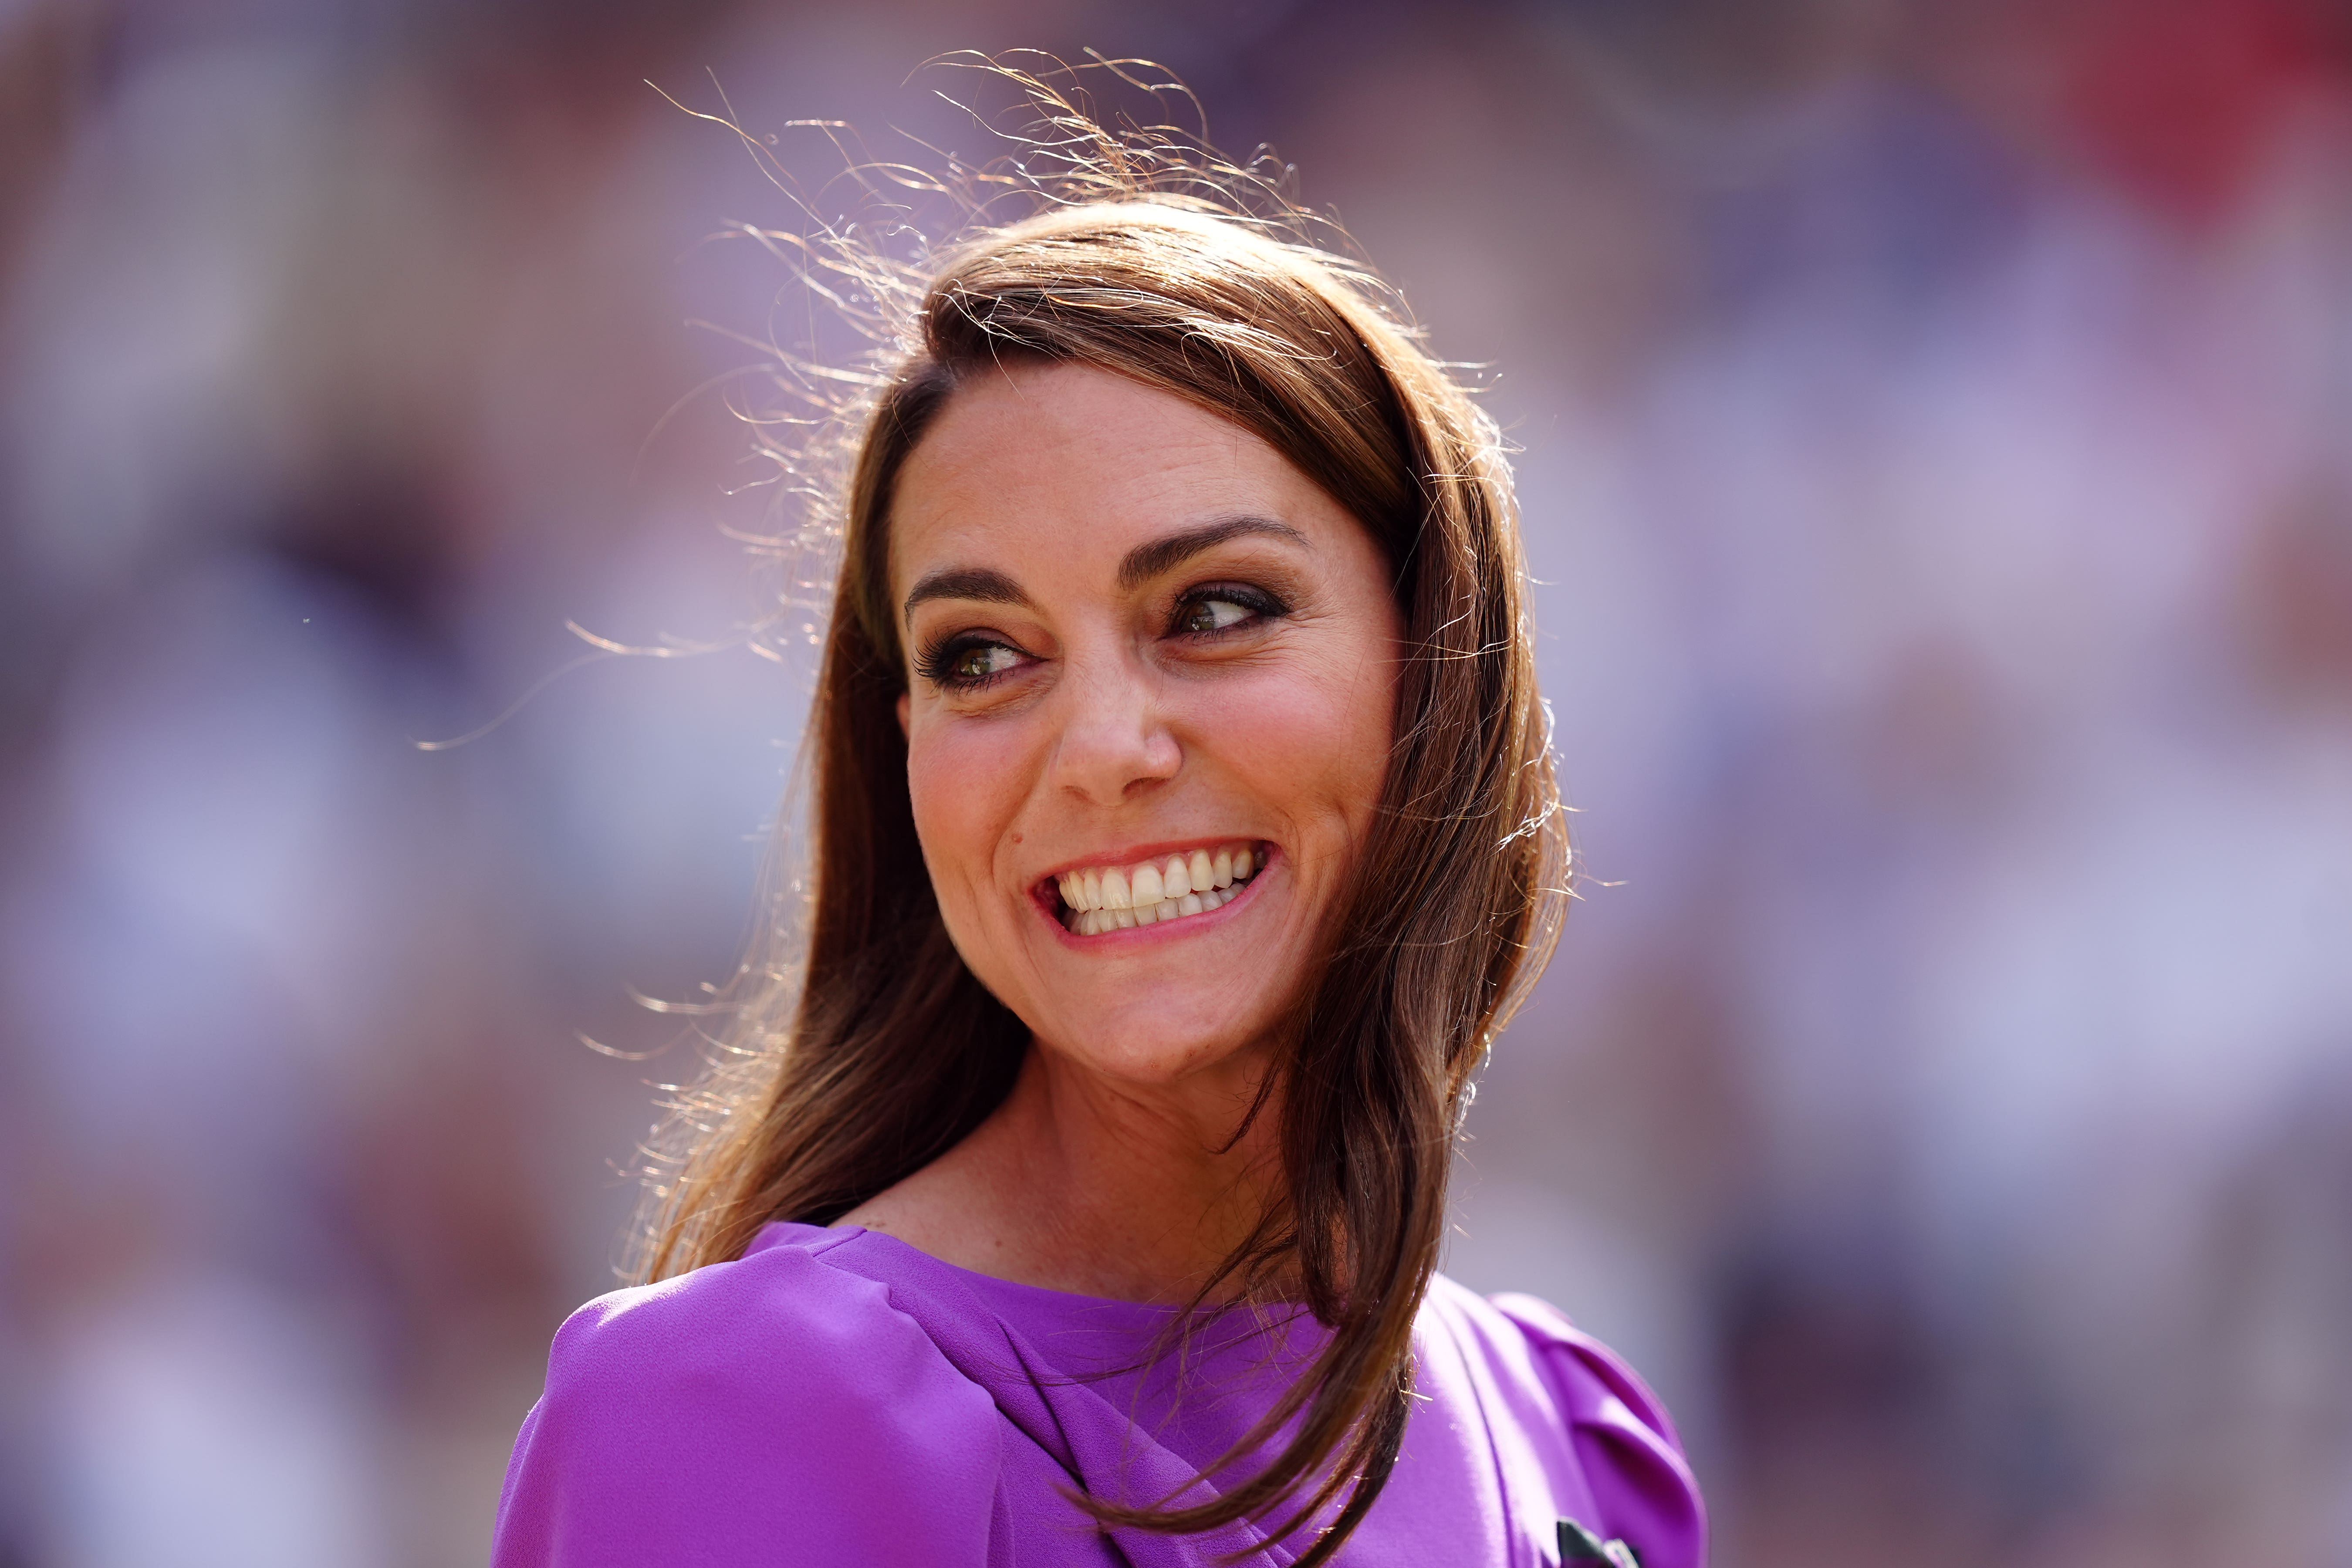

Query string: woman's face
[891,362,1402,1092]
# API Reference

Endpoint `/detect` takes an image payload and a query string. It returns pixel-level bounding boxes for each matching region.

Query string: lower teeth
[1066,863,1254,935]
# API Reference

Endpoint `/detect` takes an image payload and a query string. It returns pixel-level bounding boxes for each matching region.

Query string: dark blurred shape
[265,468,463,632]
[1718,1260,1987,1567]
[2238,485,2352,712]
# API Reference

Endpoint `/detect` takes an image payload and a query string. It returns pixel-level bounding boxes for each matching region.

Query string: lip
[1032,840,1278,946]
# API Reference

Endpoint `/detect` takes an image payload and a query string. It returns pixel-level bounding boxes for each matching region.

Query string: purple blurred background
[6,1,2352,1563]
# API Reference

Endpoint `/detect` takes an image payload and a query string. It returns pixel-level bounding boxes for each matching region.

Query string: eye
[1172,586,1283,637]
[950,643,1021,682]
[916,635,1030,691]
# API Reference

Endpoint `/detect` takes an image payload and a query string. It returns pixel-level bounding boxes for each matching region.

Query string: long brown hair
[637,61,1569,1565]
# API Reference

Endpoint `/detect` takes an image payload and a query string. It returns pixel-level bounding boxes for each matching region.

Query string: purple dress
[493,1223,1705,1566]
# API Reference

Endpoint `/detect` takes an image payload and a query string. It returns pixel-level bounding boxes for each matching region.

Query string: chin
[1037,1004,1266,1088]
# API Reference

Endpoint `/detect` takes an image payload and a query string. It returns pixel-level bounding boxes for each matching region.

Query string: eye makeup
[910,576,1296,695]
[1169,581,1289,638]
[915,632,1030,692]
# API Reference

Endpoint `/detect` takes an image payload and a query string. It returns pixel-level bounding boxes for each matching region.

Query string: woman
[493,91,1706,1568]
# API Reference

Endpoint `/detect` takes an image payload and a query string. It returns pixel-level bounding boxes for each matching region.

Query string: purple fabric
[494,1223,1705,1566]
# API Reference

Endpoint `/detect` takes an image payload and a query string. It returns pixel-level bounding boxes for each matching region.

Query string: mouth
[1043,841,1267,938]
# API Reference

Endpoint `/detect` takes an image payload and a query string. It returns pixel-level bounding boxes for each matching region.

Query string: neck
[841,1038,1288,1305]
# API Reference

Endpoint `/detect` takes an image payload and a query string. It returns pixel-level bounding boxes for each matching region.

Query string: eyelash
[915,584,1290,693]
[915,635,1022,692]
[1175,582,1288,635]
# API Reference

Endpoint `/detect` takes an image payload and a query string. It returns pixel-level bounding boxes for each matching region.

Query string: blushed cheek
[1304,645,1399,824]
[905,720,1025,936]
[1225,663,1394,857]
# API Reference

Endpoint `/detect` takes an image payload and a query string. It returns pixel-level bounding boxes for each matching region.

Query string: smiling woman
[491,68,1704,1568]
[882,365,1400,1117]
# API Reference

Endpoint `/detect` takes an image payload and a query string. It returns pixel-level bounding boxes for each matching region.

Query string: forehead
[888,363,1332,590]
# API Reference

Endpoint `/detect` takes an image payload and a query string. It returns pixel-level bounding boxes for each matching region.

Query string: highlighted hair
[637,56,1569,1565]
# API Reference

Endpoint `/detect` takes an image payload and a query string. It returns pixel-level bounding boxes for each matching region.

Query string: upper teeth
[1054,843,1260,936]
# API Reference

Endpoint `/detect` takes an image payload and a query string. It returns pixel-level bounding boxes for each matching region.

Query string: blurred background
[4,0,2351,1563]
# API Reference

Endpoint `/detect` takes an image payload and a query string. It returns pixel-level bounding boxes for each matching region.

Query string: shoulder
[533,1227,994,1421]
[1420,1277,1707,1568]
[493,1227,1004,1568]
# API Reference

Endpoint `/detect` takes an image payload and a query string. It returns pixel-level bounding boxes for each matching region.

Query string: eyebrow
[901,515,1308,626]
[1115,515,1306,591]
[902,567,1029,626]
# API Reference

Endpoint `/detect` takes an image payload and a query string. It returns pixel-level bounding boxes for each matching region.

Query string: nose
[1048,649,1181,804]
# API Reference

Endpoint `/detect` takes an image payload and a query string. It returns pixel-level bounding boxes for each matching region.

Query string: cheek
[1215,643,1396,838]
[905,714,1031,902]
